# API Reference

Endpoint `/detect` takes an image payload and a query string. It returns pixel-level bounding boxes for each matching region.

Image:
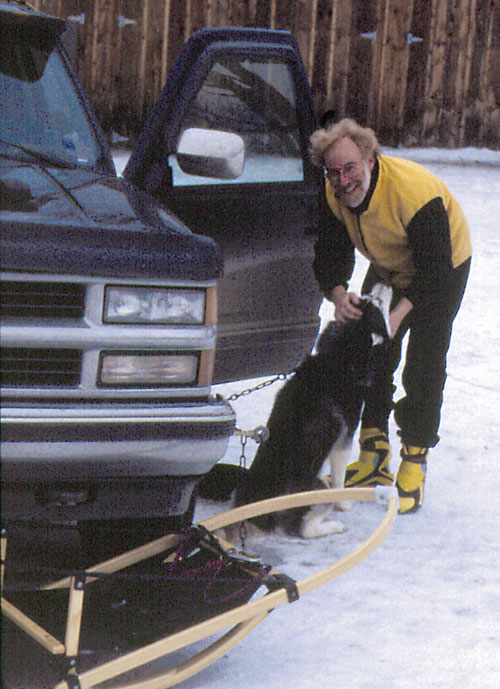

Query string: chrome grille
[1,282,86,319]
[1,348,82,387]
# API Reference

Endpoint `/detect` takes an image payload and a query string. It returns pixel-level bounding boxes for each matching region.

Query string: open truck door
[125,27,322,382]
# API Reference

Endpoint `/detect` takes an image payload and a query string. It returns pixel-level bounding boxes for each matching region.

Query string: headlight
[104,287,205,324]
[99,352,199,386]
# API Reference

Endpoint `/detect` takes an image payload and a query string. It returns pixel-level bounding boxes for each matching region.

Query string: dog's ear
[314,320,344,355]
[362,302,389,341]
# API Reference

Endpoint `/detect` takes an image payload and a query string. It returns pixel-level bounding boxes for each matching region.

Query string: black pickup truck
[0,3,322,558]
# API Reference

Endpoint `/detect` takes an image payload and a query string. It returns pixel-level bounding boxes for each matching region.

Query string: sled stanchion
[1,597,66,654]
[65,574,86,658]
[3,487,396,689]
[1,529,6,592]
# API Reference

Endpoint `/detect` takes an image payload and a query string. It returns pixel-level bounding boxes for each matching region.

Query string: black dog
[198,284,392,538]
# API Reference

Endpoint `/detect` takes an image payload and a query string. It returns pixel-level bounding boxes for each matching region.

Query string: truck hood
[0,160,221,281]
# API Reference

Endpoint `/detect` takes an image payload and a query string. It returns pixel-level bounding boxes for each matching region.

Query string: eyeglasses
[323,161,360,182]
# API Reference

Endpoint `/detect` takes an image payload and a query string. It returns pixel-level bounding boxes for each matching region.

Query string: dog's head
[359,282,392,344]
[315,282,392,387]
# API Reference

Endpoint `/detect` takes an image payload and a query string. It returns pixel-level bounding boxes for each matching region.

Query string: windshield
[0,27,101,168]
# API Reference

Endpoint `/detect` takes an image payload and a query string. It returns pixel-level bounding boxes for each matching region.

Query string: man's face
[323,136,375,208]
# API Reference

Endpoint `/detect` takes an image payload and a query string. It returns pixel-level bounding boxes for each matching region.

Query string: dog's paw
[322,519,346,536]
[324,520,346,537]
[333,500,352,512]
[301,518,345,538]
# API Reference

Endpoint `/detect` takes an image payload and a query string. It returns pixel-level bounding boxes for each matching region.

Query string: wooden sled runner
[1,486,397,689]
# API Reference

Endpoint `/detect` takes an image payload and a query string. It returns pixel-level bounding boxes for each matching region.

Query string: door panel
[126,29,322,382]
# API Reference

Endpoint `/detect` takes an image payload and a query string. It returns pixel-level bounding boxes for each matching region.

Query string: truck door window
[170,55,303,185]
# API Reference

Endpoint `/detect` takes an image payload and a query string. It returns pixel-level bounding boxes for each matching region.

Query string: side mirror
[176,128,245,180]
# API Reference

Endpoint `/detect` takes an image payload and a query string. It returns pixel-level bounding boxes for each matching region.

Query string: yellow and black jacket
[313,155,472,307]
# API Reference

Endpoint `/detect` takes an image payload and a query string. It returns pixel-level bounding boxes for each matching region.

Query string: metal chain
[238,433,249,548]
[226,372,291,402]
[238,434,248,470]
[234,425,271,550]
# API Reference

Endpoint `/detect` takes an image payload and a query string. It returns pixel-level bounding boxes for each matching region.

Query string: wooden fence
[33,0,500,148]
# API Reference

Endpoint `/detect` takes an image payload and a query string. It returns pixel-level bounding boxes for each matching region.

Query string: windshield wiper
[0,137,75,169]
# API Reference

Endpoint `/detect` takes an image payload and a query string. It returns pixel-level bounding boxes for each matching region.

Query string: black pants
[361,258,471,448]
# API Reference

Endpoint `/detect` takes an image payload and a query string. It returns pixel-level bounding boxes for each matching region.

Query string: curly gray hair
[310,118,381,167]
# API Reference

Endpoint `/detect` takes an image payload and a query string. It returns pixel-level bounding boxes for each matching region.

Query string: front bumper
[1,397,235,479]
[1,397,235,521]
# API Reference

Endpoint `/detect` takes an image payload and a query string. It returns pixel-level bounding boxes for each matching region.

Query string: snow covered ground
[185,147,500,689]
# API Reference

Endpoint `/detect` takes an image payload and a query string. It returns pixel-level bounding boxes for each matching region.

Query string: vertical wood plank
[85,0,99,94]
[307,0,319,80]
[184,0,192,40]
[84,0,123,130]
[247,0,259,25]
[212,0,230,25]
[1,531,6,592]
[347,1,378,126]
[54,0,65,17]
[293,0,318,81]
[147,0,169,109]
[110,0,124,123]
[402,0,431,140]
[206,0,215,26]
[246,0,258,25]
[137,0,151,118]
[328,0,354,120]
[392,0,415,133]
[165,0,190,74]
[64,577,85,657]
[369,0,415,143]
[161,0,173,86]
[421,0,449,143]
[189,0,207,35]
[269,0,277,29]
[453,0,477,145]
[478,0,498,143]
[231,0,249,26]
[368,0,389,126]
[325,0,339,107]
[254,0,273,27]
[116,0,141,135]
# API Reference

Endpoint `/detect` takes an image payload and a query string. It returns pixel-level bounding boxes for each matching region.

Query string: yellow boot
[344,427,394,487]
[396,444,428,514]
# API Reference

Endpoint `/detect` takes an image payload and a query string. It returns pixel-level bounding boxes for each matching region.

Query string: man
[310,118,472,513]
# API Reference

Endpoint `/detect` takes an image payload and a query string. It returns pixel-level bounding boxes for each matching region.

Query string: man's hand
[330,286,413,337]
[330,285,363,323]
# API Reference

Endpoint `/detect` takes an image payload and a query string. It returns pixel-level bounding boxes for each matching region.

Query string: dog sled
[1,485,396,689]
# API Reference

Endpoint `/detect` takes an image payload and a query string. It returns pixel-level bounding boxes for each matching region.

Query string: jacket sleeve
[312,187,355,297]
[404,197,454,307]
